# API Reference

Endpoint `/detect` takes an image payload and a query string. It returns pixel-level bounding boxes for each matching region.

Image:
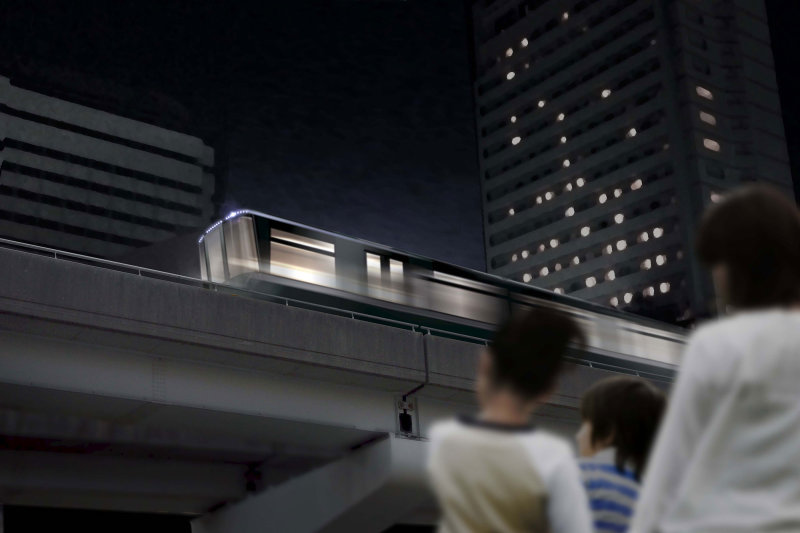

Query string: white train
[199,210,685,381]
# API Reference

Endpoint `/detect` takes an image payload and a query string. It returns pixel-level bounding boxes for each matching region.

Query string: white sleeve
[546,452,593,533]
[629,333,714,533]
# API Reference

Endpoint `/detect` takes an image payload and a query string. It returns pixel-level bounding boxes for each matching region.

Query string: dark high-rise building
[0,73,215,259]
[470,0,792,321]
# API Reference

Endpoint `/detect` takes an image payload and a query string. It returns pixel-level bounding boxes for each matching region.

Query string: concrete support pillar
[192,435,432,533]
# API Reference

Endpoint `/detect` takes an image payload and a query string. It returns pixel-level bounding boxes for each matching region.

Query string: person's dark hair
[488,307,584,399]
[580,376,666,481]
[696,185,800,309]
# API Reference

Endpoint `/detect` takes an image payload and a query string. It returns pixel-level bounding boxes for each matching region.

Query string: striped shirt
[580,448,639,533]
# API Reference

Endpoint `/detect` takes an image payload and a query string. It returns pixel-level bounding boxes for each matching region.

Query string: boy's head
[577,376,666,480]
[477,307,585,408]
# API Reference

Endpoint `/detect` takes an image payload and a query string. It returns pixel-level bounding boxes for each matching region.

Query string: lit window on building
[576,177,585,187]
[626,128,637,138]
[610,296,619,307]
[699,111,716,125]
[614,213,625,224]
[710,192,721,203]
[606,270,616,281]
[696,86,713,100]
[644,286,655,297]
[605,244,614,255]
[565,182,573,192]
[545,191,554,200]
[601,89,612,98]
[562,11,569,21]
[512,253,518,262]
[554,262,562,271]
[523,273,532,282]
[631,178,643,190]
[641,258,652,270]
[614,188,622,198]
[510,115,517,123]
[538,99,546,108]
[550,238,559,248]
[539,243,546,252]
[508,207,516,215]
[599,193,608,204]
[521,38,529,47]
[560,136,567,144]
[554,287,564,294]
[703,138,721,152]
[557,112,565,121]
[656,254,667,266]
[563,159,571,168]
[521,250,530,259]
[639,231,649,242]
[505,48,513,57]
[536,196,543,204]
[565,207,575,217]
[580,226,590,237]
[616,239,627,251]
[540,266,550,276]
[573,256,580,265]
[512,136,522,145]
[624,292,633,304]
[660,282,671,293]
[586,276,597,288]
[507,72,515,80]
[653,227,664,238]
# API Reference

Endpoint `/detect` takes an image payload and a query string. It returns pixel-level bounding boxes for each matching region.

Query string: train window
[425,270,505,323]
[205,227,226,283]
[199,246,208,281]
[271,229,335,253]
[270,228,336,287]
[365,252,405,302]
[223,216,259,278]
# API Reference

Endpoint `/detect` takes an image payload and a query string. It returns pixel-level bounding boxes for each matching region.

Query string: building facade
[0,74,215,258]
[471,0,792,321]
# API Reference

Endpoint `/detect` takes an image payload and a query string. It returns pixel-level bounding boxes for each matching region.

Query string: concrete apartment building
[0,74,215,258]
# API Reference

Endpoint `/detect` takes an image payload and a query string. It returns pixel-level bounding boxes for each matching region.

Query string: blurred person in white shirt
[427,307,592,533]
[631,185,800,533]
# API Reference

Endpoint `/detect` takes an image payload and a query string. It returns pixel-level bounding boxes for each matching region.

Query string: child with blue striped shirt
[576,377,665,533]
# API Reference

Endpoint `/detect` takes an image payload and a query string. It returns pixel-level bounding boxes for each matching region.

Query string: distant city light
[653,227,664,238]
[606,270,616,281]
[521,250,530,259]
[563,159,571,168]
[538,99,546,108]
[586,276,597,288]
[631,178,643,190]
[505,48,514,57]
[627,128,637,138]
[641,259,652,270]
[540,266,550,276]
[521,38,529,47]
[512,136,522,145]
[507,72,516,80]
[523,273,532,282]
[562,11,569,20]
[599,193,608,204]
[576,177,585,187]
[624,292,633,304]
[610,296,619,307]
[656,254,667,266]
[550,238,559,248]
[508,208,516,215]
[616,239,627,251]
[557,112,565,121]
[660,282,671,294]
[601,89,612,98]
[510,115,517,123]
[573,256,580,265]
[614,213,625,224]
[614,188,622,198]
[560,136,567,144]
[565,207,575,217]
[580,226,591,237]
[696,86,713,100]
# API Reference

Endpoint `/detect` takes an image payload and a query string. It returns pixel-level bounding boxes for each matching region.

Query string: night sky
[1,1,799,272]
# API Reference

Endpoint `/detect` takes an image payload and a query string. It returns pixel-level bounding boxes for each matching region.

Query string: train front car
[198,211,684,380]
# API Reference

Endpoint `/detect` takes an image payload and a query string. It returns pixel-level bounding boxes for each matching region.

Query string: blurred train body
[199,211,685,379]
